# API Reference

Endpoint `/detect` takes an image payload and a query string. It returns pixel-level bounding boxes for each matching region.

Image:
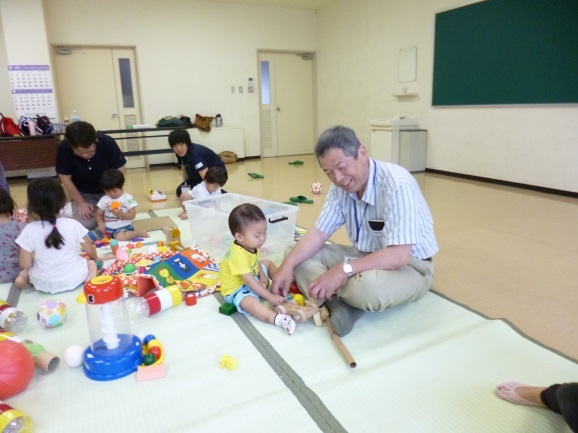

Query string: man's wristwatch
[342,260,353,278]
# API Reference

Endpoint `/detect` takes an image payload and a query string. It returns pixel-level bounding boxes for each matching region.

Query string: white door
[258,52,315,157]
[52,47,145,168]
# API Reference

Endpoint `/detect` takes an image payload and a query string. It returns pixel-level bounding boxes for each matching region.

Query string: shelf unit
[392,93,418,98]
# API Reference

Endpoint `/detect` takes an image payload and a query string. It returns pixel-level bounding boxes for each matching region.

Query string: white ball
[63,345,85,368]
[311,182,323,194]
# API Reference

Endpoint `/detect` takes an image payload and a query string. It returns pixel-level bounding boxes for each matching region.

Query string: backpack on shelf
[0,113,21,136]
[35,114,54,134]
[19,116,42,136]
[192,114,214,132]
[179,115,193,128]
[156,116,184,128]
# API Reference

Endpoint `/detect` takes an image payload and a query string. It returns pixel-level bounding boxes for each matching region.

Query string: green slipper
[288,160,304,165]
[282,201,298,206]
[290,195,313,204]
[248,172,264,179]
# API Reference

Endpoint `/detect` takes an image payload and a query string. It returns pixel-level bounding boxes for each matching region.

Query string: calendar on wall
[8,64,57,119]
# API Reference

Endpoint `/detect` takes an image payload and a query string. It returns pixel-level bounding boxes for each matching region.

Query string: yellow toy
[220,354,237,371]
[162,227,185,251]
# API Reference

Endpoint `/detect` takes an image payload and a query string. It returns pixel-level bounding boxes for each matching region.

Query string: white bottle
[70,110,80,123]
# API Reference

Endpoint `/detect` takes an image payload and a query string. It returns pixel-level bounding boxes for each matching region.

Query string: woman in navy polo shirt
[55,121,126,230]
[168,128,228,199]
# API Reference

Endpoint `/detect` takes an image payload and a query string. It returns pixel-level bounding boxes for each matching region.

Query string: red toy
[0,340,35,399]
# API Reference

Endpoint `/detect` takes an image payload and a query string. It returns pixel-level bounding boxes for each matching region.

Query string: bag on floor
[219,151,238,164]
[0,113,21,136]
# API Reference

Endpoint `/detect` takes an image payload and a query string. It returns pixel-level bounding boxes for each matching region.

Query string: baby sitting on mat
[95,169,149,241]
[178,167,227,220]
[219,203,295,335]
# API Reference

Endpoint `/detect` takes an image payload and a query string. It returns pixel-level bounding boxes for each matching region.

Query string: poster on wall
[8,64,57,119]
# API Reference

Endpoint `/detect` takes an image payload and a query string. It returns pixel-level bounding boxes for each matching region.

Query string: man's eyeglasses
[73,144,96,156]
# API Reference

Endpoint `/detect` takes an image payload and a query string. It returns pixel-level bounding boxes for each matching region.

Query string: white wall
[0,0,54,120]
[2,0,577,191]
[28,0,317,158]
[0,17,15,119]
[316,0,578,192]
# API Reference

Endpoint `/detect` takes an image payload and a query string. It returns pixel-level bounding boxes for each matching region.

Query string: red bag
[0,113,21,136]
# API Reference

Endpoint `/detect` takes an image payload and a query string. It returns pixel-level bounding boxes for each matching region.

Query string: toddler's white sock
[274,313,295,335]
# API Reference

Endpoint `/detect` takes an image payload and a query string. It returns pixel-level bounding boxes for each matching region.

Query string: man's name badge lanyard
[353,160,377,249]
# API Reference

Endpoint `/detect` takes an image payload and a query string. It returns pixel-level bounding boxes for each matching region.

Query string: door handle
[276,107,281,112]
[112,112,118,118]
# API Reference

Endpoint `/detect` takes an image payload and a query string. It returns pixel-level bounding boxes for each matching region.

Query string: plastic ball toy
[37,300,67,328]
[63,345,85,368]
[0,340,35,399]
[142,353,156,366]
[311,182,323,194]
[143,334,156,345]
[124,263,137,274]
[148,346,162,359]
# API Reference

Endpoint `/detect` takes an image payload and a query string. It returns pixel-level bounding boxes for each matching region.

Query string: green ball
[142,353,156,366]
[124,263,136,274]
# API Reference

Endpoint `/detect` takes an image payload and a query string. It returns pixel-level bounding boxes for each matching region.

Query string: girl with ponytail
[15,177,98,293]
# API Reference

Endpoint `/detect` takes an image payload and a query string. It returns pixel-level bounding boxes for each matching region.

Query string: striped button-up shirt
[315,159,438,259]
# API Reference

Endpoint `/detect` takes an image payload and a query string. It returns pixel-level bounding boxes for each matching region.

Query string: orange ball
[0,340,35,399]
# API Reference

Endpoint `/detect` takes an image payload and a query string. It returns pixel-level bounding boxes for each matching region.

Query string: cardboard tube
[322,307,357,368]
[35,351,61,373]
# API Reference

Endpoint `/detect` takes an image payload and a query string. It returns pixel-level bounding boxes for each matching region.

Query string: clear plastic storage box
[184,193,299,263]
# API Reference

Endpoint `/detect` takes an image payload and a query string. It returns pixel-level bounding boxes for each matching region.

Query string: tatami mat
[249,292,576,432]
[1,210,576,432]
[6,284,321,433]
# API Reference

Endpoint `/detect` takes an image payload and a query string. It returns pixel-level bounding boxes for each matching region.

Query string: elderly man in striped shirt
[270,125,439,337]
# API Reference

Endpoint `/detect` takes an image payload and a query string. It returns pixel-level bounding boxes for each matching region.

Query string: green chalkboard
[432,0,578,106]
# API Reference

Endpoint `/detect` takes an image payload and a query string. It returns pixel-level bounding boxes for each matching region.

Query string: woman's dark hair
[168,128,192,148]
[0,188,16,215]
[65,121,97,149]
[27,177,67,249]
[228,203,265,236]
[204,167,227,186]
[100,169,125,191]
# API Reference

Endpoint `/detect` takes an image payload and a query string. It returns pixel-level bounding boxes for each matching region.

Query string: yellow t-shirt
[219,242,260,297]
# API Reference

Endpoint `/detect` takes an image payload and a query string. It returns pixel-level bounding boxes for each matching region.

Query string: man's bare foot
[136,230,150,238]
[496,383,546,407]
[178,211,188,220]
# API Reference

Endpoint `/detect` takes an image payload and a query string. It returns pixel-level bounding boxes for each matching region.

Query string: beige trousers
[292,243,434,312]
